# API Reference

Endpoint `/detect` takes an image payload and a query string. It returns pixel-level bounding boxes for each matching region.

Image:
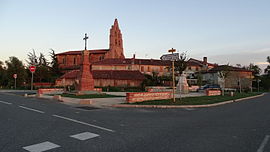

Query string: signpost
[161,48,178,102]
[29,66,36,90]
[13,74,17,89]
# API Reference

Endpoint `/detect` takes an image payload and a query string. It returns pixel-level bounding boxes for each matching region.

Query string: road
[0,92,269,152]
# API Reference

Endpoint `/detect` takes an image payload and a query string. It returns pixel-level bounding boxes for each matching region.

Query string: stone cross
[83,33,89,50]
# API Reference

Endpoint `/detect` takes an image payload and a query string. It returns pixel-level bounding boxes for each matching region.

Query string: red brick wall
[126,92,172,103]
[206,90,221,96]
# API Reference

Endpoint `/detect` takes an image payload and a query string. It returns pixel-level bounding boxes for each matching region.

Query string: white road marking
[19,106,45,114]
[257,135,270,152]
[0,100,12,105]
[23,141,60,152]
[52,114,114,132]
[70,132,99,141]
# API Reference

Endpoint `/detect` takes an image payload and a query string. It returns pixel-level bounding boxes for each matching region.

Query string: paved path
[0,91,269,152]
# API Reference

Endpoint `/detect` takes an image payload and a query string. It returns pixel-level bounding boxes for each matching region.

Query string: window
[148,66,150,72]
[141,66,144,72]
[73,58,76,65]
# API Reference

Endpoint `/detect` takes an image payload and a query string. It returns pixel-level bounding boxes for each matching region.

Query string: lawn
[131,92,263,105]
[60,93,124,99]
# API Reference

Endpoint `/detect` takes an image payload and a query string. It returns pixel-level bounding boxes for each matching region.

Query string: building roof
[56,49,109,55]
[92,58,171,66]
[187,58,216,67]
[207,65,253,73]
[59,70,145,80]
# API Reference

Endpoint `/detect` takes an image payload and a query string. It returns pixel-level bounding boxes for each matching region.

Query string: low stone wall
[38,88,64,95]
[146,86,171,92]
[93,88,102,93]
[206,89,221,96]
[126,92,172,103]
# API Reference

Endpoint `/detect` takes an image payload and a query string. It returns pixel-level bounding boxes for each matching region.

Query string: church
[55,19,216,88]
[55,19,171,88]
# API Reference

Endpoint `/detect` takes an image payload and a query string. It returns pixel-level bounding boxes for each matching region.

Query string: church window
[73,58,76,65]
[115,40,117,45]
[148,66,150,72]
[141,66,144,72]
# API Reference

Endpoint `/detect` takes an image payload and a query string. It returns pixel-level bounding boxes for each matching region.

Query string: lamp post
[168,48,176,102]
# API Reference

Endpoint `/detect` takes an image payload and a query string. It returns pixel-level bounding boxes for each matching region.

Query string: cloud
[255,62,269,65]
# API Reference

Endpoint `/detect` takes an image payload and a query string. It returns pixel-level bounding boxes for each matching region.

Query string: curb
[111,93,265,109]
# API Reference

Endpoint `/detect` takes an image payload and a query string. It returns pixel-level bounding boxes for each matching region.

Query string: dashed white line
[23,141,60,152]
[257,135,270,152]
[52,114,115,132]
[70,132,99,141]
[19,106,45,114]
[0,100,12,105]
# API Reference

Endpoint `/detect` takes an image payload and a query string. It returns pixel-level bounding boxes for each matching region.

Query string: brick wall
[126,92,172,103]
[206,89,221,96]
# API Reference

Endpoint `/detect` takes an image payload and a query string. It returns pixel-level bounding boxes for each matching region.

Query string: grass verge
[131,92,263,105]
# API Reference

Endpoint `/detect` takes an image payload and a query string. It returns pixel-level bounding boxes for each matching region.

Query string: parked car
[197,84,221,92]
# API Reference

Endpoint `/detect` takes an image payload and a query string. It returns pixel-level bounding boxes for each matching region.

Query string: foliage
[265,56,270,75]
[0,60,8,87]
[5,57,27,88]
[174,52,188,75]
[217,65,231,96]
[248,63,261,76]
[49,49,62,81]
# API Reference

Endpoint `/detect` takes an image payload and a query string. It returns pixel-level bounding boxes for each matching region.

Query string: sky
[0,0,269,71]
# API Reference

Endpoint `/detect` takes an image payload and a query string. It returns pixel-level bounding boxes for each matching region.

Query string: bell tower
[105,19,125,59]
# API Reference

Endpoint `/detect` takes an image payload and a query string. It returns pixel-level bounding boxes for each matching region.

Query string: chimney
[131,54,135,64]
[203,57,207,64]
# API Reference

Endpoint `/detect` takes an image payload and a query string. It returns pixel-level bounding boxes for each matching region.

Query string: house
[201,65,253,90]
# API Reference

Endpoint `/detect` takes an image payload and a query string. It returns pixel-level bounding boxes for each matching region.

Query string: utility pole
[168,48,176,102]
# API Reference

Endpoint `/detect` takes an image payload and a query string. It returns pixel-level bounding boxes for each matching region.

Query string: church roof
[59,70,145,80]
[56,49,109,55]
[92,58,171,66]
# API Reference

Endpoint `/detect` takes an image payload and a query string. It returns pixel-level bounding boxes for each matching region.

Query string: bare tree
[217,65,231,96]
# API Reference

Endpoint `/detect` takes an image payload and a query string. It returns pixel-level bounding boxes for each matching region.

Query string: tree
[26,49,38,66]
[49,49,62,81]
[217,65,231,96]
[5,57,27,88]
[248,63,261,76]
[0,60,8,87]
[265,56,270,75]
[174,52,188,75]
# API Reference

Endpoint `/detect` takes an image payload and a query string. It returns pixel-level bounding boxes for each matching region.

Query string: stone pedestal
[176,73,189,94]
[77,50,94,91]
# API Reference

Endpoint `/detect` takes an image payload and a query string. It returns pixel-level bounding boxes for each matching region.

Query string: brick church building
[55,19,217,88]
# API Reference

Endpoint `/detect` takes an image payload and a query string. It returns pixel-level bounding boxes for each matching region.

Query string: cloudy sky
[0,0,269,70]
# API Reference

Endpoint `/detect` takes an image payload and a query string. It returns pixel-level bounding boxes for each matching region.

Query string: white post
[31,72,34,90]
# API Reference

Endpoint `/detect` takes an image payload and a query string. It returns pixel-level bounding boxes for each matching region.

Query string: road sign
[13,74,17,79]
[29,66,36,73]
[160,53,179,61]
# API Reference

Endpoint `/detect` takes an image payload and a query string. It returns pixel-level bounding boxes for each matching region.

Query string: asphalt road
[0,92,269,152]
